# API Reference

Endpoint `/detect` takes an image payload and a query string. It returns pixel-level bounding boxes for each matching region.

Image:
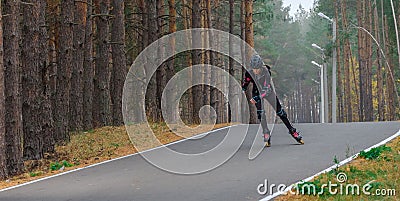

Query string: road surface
[0,122,399,201]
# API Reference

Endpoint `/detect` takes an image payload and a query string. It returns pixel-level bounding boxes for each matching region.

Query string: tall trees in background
[0,0,399,179]
[390,0,400,71]
[256,0,400,123]
[313,0,400,122]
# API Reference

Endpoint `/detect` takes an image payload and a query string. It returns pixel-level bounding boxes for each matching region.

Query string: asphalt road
[0,122,399,201]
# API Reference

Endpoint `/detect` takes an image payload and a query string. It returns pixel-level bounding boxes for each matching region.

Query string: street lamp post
[312,43,329,123]
[318,12,337,123]
[311,61,325,123]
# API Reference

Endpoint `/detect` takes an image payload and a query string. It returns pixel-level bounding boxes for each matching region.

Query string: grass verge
[276,136,399,201]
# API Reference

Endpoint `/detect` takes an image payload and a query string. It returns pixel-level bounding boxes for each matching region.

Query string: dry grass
[0,122,232,190]
[276,136,400,201]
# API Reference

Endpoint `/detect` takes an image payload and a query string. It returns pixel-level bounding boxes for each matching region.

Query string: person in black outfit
[242,54,304,147]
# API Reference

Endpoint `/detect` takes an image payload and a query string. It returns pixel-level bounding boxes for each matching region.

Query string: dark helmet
[250,54,264,69]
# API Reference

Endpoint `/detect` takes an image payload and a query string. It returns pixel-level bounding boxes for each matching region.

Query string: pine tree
[4,0,24,175]
[245,0,257,123]
[83,0,94,130]
[0,0,6,179]
[110,0,127,125]
[70,0,88,131]
[192,0,202,124]
[21,0,45,159]
[93,0,112,127]
[55,0,74,142]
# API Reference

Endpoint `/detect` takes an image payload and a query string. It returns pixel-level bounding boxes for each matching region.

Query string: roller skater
[242,54,304,147]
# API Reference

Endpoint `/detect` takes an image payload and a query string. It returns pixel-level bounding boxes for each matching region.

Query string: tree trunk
[70,0,87,131]
[290,94,295,121]
[144,0,159,122]
[83,0,94,130]
[228,0,235,123]
[207,0,221,123]
[334,0,343,122]
[207,0,218,124]
[182,0,193,123]
[365,0,373,121]
[374,0,385,121]
[294,92,298,122]
[215,6,227,123]
[341,0,352,122]
[55,0,74,142]
[41,0,55,153]
[240,0,247,123]
[137,0,148,51]
[21,0,44,160]
[93,0,112,127]
[0,1,6,179]
[244,0,257,124]
[110,0,127,126]
[349,47,359,121]
[155,0,166,123]
[202,0,211,123]
[357,0,367,122]
[129,1,144,123]
[389,0,400,72]
[191,0,202,124]
[384,16,395,121]
[306,89,310,122]
[296,79,302,122]
[312,89,318,123]
[166,0,177,123]
[3,0,24,175]
[46,0,59,129]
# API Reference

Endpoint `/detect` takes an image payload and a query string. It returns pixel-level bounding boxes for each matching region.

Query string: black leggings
[254,91,294,134]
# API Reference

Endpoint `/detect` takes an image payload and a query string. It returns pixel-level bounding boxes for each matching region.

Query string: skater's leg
[265,93,294,131]
[255,101,271,145]
[265,93,303,144]
[256,101,270,134]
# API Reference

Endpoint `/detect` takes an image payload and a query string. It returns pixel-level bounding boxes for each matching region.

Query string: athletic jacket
[242,67,273,102]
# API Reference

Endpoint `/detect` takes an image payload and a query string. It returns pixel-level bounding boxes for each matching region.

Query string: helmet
[250,54,263,69]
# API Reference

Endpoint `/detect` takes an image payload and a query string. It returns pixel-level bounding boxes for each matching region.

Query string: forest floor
[0,122,232,190]
[276,136,399,201]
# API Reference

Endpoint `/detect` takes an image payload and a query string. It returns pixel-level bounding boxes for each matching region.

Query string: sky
[282,0,315,16]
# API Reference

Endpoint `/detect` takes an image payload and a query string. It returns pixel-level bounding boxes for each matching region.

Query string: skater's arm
[259,83,272,99]
[250,95,260,104]
[242,71,252,91]
[259,69,272,99]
